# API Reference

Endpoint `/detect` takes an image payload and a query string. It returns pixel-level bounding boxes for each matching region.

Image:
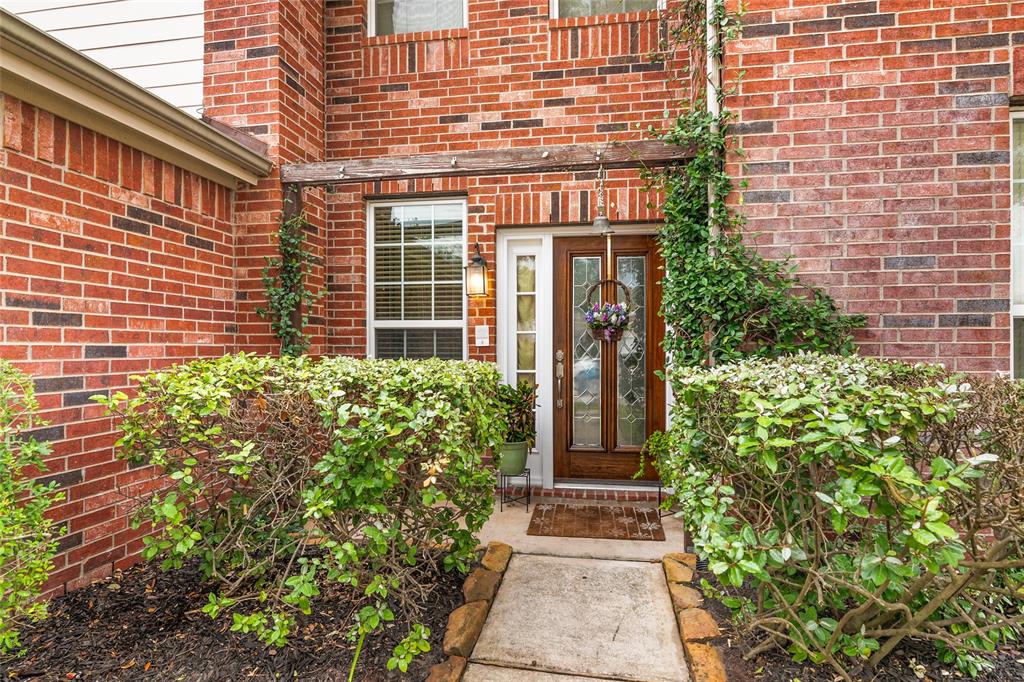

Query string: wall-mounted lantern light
[465,242,489,297]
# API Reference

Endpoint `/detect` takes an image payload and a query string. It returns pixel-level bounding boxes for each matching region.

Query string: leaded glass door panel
[552,235,665,481]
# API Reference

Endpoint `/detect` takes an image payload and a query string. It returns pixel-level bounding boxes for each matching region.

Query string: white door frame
[496,224,663,489]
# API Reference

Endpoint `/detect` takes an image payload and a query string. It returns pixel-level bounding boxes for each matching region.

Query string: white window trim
[368,0,469,38]
[549,0,665,20]
[1012,111,1024,318]
[1012,110,1023,378]
[366,198,468,360]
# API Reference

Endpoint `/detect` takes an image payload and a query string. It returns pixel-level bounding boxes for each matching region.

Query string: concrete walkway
[468,502,689,681]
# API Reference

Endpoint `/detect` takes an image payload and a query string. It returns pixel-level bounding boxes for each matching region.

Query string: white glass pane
[374,206,402,243]
[375,0,464,35]
[558,0,657,18]
[517,295,536,332]
[1014,183,1024,307]
[404,204,432,243]
[375,285,401,320]
[371,202,465,323]
[376,328,464,360]
[616,256,646,448]
[571,256,602,448]
[374,245,401,283]
[434,283,462,320]
[404,244,432,281]
[517,335,536,371]
[434,242,462,281]
[403,284,432,319]
[517,255,536,292]
[435,204,463,240]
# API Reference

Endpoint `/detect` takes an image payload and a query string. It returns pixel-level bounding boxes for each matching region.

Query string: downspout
[703,0,722,366]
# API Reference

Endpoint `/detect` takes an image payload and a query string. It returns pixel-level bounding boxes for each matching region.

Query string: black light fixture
[465,242,489,297]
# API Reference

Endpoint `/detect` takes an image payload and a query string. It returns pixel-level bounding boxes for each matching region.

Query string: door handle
[555,350,565,409]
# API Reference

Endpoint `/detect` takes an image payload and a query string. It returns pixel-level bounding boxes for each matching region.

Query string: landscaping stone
[463,567,501,602]
[663,557,694,584]
[669,583,704,611]
[426,655,467,682]
[677,608,720,641]
[481,541,512,573]
[684,641,727,682]
[664,551,698,568]
[443,600,489,657]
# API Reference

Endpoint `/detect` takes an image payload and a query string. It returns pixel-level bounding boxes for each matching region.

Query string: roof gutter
[0,8,273,187]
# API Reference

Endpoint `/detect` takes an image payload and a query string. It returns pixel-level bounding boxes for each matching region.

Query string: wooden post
[282,183,304,352]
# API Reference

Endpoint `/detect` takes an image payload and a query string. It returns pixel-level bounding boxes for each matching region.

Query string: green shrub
[658,353,1024,680]
[97,353,505,671]
[0,360,63,655]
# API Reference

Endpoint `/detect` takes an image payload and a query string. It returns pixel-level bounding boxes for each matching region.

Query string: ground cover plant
[658,353,1024,681]
[92,353,505,676]
[0,360,62,656]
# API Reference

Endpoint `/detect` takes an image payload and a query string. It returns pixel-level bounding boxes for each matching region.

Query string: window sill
[549,10,662,29]
[365,27,469,46]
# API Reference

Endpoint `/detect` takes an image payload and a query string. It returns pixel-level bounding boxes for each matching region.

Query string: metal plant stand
[500,467,531,512]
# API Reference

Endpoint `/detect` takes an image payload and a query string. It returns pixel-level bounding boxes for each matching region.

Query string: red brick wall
[727,0,1018,372]
[0,94,237,593]
[204,0,328,355]
[322,0,684,359]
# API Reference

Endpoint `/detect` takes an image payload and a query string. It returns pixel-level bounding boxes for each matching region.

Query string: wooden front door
[552,235,665,481]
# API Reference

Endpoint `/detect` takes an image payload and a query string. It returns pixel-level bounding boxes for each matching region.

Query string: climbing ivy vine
[654,0,864,367]
[258,211,323,357]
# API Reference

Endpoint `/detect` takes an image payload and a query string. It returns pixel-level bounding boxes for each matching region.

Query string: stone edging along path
[427,543,728,682]
[663,552,728,682]
[426,541,513,682]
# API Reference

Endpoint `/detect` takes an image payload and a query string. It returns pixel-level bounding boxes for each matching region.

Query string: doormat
[526,503,666,541]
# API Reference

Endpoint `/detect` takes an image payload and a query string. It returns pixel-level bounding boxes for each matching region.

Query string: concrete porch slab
[470,554,688,682]
[477,502,688,562]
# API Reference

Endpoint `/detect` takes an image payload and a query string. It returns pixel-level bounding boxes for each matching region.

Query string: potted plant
[496,381,536,476]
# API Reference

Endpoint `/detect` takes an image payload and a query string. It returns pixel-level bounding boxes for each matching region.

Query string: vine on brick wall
[258,212,323,357]
[654,0,864,367]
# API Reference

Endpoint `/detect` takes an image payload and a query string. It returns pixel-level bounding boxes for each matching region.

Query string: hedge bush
[97,354,505,671]
[658,353,1024,680]
[0,360,63,655]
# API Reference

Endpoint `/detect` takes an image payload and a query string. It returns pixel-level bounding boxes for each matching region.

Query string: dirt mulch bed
[0,557,465,682]
[696,578,1024,682]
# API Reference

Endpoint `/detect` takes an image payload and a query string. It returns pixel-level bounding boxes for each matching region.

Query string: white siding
[2,0,204,116]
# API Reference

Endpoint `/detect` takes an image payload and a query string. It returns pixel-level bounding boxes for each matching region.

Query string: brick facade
[0,94,237,593]
[316,0,685,359]
[728,0,1019,372]
[2,0,1021,592]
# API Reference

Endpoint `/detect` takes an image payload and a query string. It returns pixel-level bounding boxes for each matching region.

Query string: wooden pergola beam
[280,140,692,186]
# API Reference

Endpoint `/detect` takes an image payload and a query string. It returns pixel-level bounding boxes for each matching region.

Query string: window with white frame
[370,0,465,36]
[369,201,466,360]
[1013,114,1023,378]
[553,0,661,19]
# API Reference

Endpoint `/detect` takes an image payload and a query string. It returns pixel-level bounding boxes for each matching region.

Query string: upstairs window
[368,201,466,360]
[370,0,465,36]
[553,0,661,19]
